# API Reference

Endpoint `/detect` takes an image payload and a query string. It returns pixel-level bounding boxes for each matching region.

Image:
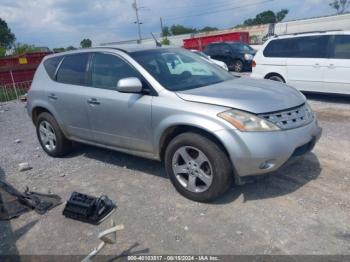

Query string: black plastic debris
[63,192,116,225]
[0,180,62,220]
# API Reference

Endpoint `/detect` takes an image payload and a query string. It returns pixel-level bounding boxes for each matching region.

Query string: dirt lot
[0,94,349,256]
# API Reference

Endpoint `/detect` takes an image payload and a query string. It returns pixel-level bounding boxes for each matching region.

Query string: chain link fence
[0,80,31,102]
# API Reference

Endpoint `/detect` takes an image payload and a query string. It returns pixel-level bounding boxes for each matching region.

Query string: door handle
[328,64,336,69]
[87,98,100,105]
[48,93,58,100]
[313,63,321,68]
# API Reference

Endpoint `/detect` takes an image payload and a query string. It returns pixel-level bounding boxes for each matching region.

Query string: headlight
[244,53,253,60]
[304,102,314,118]
[218,109,280,132]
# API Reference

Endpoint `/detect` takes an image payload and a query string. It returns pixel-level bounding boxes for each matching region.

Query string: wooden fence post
[9,70,19,100]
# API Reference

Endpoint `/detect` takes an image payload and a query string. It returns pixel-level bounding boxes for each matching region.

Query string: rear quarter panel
[27,62,64,126]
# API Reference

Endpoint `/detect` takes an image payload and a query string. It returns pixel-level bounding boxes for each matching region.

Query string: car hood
[245,49,256,55]
[176,78,306,114]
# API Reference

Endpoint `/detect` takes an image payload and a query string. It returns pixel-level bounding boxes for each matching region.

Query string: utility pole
[132,0,142,44]
[160,17,164,37]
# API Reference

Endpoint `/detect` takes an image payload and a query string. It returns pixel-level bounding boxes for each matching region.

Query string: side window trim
[53,56,65,81]
[89,51,158,96]
[85,52,94,87]
[325,35,334,59]
[329,34,350,59]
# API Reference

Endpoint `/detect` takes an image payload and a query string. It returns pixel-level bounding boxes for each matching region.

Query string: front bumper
[214,118,322,177]
[243,60,253,71]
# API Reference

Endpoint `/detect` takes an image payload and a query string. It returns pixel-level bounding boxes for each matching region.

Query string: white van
[251,31,350,95]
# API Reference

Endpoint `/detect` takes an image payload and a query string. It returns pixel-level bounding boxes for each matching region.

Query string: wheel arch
[32,106,53,125]
[158,124,231,164]
[264,72,286,83]
[30,103,68,138]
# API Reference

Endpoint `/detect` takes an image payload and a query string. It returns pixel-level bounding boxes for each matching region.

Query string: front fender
[153,113,228,157]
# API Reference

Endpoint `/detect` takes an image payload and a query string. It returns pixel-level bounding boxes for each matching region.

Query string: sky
[0,0,338,48]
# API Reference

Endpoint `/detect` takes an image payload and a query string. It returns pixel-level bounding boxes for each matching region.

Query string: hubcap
[172,146,213,193]
[234,62,242,72]
[39,121,56,151]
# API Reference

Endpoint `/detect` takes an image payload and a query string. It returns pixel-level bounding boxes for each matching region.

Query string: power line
[164,0,274,21]
[148,0,241,11]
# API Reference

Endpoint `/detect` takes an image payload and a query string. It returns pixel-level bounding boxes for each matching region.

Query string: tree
[276,9,289,22]
[0,17,16,49]
[170,24,197,35]
[199,26,218,33]
[329,0,349,14]
[80,38,92,48]
[66,46,77,51]
[161,38,170,45]
[53,47,65,53]
[12,43,40,55]
[241,9,289,26]
[0,46,6,57]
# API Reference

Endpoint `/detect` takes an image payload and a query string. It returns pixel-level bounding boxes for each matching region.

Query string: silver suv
[27,46,322,202]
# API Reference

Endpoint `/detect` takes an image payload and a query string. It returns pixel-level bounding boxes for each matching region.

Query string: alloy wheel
[39,120,57,151]
[234,61,243,72]
[172,146,213,193]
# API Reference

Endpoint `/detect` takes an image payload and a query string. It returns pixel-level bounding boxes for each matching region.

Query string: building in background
[274,13,350,35]
[101,13,350,47]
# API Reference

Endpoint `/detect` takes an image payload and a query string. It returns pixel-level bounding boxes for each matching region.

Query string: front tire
[164,133,233,202]
[36,112,72,157]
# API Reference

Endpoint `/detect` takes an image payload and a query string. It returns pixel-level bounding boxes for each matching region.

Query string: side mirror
[117,77,143,93]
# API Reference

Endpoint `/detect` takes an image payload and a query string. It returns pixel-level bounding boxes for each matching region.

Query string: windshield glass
[192,51,209,60]
[230,43,254,52]
[130,48,234,91]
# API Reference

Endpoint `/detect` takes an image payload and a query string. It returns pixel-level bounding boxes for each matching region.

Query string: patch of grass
[0,87,27,102]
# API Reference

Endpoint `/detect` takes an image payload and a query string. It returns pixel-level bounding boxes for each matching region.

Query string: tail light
[252,60,256,68]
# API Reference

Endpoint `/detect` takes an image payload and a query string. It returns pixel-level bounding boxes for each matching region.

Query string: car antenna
[151,33,162,47]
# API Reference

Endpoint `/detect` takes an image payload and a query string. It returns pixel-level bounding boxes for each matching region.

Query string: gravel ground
[0,95,349,256]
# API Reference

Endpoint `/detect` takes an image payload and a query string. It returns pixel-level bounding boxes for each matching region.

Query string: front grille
[259,103,314,130]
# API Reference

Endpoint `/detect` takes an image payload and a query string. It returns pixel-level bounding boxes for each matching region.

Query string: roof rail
[277,29,343,37]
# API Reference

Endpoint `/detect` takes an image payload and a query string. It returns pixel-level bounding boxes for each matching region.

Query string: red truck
[183,32,249,51]
[0,52,51,85]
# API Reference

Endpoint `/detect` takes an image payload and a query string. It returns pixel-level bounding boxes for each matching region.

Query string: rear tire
[36,112,72,157]
[164,133,233,202]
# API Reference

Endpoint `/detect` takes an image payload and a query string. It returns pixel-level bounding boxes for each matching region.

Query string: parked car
[190,49,229,71]
[27,46,321,202]
[251,31,350,95]
[203,42,256,72]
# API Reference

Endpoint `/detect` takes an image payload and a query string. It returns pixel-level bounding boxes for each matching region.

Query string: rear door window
[43,56,63,80]
[293,36,330,58]
[331,35,350,59]
[56,53,90,86]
